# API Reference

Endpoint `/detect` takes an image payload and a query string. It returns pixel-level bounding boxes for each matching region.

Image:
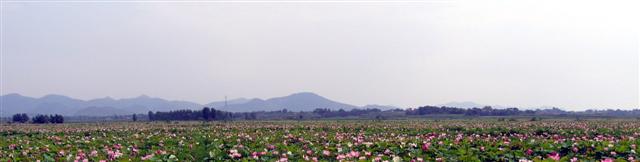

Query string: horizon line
[2,92,639,110]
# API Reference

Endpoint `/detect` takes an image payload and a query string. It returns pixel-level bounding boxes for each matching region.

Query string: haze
[1,0,638,110]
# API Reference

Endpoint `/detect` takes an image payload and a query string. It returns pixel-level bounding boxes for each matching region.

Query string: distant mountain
[1,93,39,115]
[0,92,390,117]
[108,95,202,112]
[74,106,133,116]
[204,98,251,108]
[0,94,203,117]
[1,93,88,116]
[219,92,359,112]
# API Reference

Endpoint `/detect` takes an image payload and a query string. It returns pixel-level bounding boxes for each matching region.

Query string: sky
[1,0,638,110]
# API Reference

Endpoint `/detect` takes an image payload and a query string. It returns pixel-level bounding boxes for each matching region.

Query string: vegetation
[1,120,639,161]
[11,114,64,124]
[11,113,29,123]
[31,114,65,124]
[141,106,640,121]
[147,108,235,121]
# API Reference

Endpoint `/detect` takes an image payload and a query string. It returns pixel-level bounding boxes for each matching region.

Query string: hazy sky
[1,0,638,110]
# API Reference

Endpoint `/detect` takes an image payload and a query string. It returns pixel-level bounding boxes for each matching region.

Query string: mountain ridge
[0,92,399,117]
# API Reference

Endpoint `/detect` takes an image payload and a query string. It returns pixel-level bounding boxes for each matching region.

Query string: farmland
[1,119,639,162]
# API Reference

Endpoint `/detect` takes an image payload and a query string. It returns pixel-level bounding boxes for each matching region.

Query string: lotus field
[1,120,639,162]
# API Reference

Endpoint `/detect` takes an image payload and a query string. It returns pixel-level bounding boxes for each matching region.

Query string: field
[1,119,639,162]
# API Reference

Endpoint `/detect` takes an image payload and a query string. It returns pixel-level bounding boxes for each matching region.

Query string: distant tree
[32,114,50,124]
[148,111,154,121]
[250,112,257,120]
[21,113,29,123]
[211,108,218,120]
[242,112,254,120]
[202,107,211,121]
[226,112,233,121]
[12,113,29,123]
[50,114,64,123]
[132,114,138,122]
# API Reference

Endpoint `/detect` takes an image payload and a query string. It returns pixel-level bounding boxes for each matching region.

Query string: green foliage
[1,120,639,161]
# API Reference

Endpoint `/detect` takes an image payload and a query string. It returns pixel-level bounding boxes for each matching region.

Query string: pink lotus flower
[107,150,123,160]
[548,152,560,161]
[156,150,167,155]
[322,150,331,156]
[349,151,360,157]
[526,149,533,155]
[601,158,614,162]
[131,147,139,155]
[228,149,241,158]
[141,154,154,160]
[570,157,578,162]
[384,149,391,155]
[422,143,430,151]
[113,144,122,150]
[90,150,98,157]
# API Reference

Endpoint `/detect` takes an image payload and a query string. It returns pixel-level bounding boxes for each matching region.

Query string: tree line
[147,107,240,121]
[312,108,382,118]
[147,107,385,121]
[11,113,64,124]
[13,105,638,123]
[406,106,640,117]
[145,106,640,121]
[405,106,529,116]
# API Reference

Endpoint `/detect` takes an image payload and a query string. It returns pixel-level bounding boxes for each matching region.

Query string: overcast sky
[1,0,638,110]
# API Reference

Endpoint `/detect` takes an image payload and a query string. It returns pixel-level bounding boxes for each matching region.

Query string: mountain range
[0,92,402,117]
